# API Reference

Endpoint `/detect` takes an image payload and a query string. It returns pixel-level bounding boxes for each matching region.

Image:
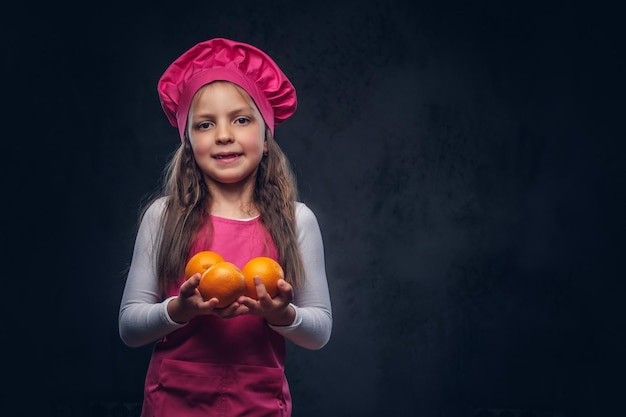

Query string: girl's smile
[213,151,243,162]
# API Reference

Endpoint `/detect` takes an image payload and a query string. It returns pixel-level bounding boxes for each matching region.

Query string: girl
[118,38,332,417]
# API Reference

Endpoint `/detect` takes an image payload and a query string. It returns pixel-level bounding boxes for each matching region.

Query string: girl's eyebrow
[192,107,254,119]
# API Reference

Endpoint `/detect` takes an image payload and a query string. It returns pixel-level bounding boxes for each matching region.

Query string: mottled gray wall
[3,1,624,416]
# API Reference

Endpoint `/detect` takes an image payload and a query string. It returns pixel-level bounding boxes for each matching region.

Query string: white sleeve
[268,202,333,350]
[118,197,187,347]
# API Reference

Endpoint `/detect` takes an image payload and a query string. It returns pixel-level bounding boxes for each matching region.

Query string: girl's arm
[118,198,187,347]
[268,203,333,350]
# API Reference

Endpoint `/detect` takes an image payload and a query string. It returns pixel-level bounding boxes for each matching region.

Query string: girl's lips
[213,153,241,162]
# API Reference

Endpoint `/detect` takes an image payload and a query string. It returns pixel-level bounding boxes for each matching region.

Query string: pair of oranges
[184,251,285,308]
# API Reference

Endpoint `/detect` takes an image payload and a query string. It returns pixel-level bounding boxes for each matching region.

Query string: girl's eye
[197,121,213,130]
[235,117,250,125]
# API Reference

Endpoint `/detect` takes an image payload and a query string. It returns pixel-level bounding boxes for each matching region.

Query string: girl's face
[187,81,267,190]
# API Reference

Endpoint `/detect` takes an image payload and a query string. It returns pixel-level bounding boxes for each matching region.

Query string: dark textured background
[3,1,624,416]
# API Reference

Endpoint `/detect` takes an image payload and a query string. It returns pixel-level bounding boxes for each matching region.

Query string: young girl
[118,38,332,416]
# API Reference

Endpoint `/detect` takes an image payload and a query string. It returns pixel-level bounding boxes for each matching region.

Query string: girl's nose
[215,124,234,144]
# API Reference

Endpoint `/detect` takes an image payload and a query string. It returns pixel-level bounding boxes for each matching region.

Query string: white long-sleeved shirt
[118,198,332,350]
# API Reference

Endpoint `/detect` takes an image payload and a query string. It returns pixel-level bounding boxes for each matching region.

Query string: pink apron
[141,216,292,417]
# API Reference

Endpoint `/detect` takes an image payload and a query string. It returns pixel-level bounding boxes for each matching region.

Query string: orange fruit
[198,261,246,308]
[241,257,284,299]
[185,251,225,279]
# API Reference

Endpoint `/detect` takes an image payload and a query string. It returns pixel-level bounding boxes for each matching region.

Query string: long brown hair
[142,126,304,295]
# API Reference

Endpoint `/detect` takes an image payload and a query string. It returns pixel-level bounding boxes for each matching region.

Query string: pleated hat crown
[158,38,297,140]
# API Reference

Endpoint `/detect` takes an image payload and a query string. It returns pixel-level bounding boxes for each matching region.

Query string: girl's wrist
[167,298,188,324]
[266,304,296,326]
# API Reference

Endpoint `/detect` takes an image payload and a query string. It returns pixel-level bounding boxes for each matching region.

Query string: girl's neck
[210,201,259,219]
[207,181,258,219]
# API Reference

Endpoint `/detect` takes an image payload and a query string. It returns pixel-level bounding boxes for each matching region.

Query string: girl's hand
[237,277,296,326]
[167,273,220,323]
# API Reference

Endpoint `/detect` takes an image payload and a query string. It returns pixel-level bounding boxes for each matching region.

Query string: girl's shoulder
[140,196,169,224]
[146,196,168,213]
[295,201,313,219]
[295,201,321,230]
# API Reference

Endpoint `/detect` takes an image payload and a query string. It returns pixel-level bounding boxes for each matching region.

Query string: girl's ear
[263,138,268,155]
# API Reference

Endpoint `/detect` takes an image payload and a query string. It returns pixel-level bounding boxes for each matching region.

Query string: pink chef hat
[157,38,297,141]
